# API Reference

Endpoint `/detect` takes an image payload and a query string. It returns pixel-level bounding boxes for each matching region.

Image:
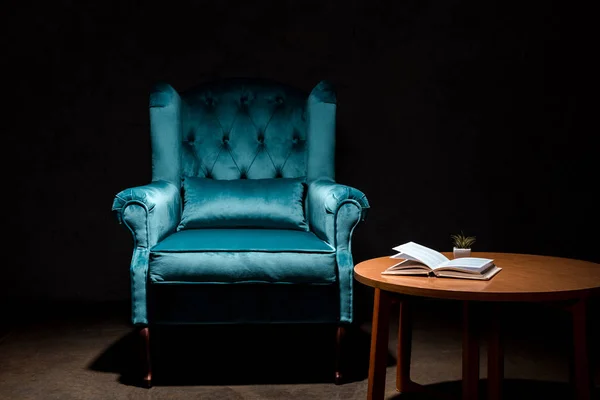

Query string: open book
[383,241,502,280]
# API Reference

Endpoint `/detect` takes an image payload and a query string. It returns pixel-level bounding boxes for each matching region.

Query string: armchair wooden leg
[335,325,346,384]
[139,326,152,388]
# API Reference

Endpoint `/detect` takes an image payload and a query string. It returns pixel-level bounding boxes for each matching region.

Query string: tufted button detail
[187,130,196,142]
[181,84,309,181]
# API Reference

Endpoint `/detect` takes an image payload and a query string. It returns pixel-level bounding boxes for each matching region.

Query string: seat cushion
[149,229,336,284]
[177,177,308,231]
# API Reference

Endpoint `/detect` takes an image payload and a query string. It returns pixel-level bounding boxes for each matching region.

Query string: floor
[0,299,598,400]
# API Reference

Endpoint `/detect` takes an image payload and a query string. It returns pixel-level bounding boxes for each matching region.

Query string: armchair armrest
[307,178,369,323]
[307,178,369,246]
[112,180,181,249]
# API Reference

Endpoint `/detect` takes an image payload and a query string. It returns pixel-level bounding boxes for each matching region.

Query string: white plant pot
[453,247,471,258]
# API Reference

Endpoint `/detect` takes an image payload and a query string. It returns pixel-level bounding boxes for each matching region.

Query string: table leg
[487,303,503,400]
[368,288,393,400]
[571,298,591,400]
[396,298,413,392]
[462,301,480,400]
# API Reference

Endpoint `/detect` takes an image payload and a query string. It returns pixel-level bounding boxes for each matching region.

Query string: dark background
[2,1,596,311]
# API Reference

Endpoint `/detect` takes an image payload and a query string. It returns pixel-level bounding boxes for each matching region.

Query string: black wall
[3,1,596,305]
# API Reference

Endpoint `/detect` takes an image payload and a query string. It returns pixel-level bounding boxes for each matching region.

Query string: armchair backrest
[149,78,337,185]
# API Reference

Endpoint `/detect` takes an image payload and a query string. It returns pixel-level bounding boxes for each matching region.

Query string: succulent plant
[451,232,476,249]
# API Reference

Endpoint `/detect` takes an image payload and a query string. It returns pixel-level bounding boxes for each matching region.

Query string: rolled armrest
[307,178,369,324]
[307,178,369,246]
[112,180,181,248]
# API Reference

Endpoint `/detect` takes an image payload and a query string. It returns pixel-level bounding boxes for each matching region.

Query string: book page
[435,265,502,280]
[390,252,420,261]
[437,257,494,273]
[392,242,449,270]
[382,268,431,276]
[385,259,431,271]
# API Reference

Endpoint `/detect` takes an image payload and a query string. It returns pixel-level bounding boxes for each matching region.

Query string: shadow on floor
[88,323,390,387]
[386,379,598,400]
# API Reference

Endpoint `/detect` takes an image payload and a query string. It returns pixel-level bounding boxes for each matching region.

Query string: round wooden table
[354,252,600,400]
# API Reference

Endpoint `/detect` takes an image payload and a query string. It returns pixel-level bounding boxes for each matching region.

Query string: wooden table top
[354,252,600,302]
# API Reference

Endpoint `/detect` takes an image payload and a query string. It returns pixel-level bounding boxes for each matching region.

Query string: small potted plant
[450,232,476,258]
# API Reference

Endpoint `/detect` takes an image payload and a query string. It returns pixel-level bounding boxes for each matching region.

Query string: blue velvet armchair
[112,78,369,386]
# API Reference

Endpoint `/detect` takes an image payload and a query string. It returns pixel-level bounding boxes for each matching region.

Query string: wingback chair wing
[112,78,369,386]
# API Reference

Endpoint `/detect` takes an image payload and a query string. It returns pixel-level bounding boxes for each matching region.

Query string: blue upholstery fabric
[307,81,337,181]
[150,84,182,185]
[179,78,310,180]
[152,229,334,252]
[112,78,369,327]
[111,180,181,324]
[150,229,336,284]
[306,178,369,322]
[306,178,369,246]
[112,181,181,248]
[149,285,339,324]
[178,177,308,231]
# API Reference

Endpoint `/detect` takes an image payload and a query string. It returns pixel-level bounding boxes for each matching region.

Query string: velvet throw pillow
[178,177,308,231]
